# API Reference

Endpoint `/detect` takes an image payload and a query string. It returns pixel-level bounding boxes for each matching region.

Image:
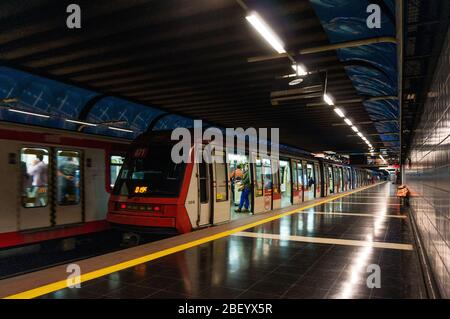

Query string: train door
[228,153,251,219]
[340,168,344,192]
[304,162,315,201]
[333,167,339,193]
[252,156,264,213]
[262,158,273,211]
[346,168,351,190]
[327,165,334,195]
[291,160,299,205]
[272,159,281,210]
[19,147,52,230]
[297,161,304,202]
[279,159,292,208]
[197,161,211,226]
[212,150,230,224]
[314,162,321,198]
[55,149,83,226]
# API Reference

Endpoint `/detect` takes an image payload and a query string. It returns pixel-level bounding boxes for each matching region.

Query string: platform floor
[15,183,428,299]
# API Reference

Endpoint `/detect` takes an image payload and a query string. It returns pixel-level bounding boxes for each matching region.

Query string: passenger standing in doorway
[235,166,251,213]
[27,154,48,206]
[229,164,244,204]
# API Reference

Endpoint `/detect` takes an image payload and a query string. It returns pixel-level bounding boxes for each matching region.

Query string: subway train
[107,130,381,234]
[0,122,129,249]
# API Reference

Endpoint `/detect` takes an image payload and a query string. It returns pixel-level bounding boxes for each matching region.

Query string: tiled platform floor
[38,183,426,299]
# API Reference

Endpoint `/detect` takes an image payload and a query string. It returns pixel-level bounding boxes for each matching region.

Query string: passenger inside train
[21,149,49,208]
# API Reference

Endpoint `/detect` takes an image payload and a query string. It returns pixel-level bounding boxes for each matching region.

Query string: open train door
[211,150,230,225]
[271,158,281,210]
[314,162,321,198]
[252,154,272,213]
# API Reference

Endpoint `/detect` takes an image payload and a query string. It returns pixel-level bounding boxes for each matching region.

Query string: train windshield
[113,145,186,197]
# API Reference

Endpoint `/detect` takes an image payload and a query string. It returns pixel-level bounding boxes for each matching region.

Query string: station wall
[404,28,450,298]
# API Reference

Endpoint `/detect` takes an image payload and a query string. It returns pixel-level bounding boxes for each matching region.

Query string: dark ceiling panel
[0,0,381,154]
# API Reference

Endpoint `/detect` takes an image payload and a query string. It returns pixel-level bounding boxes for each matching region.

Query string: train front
[107,141,193,234]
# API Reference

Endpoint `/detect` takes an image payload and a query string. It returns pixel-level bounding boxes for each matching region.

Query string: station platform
[0,182,426,299]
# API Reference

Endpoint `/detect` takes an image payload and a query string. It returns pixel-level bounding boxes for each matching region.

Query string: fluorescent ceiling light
[66,119,97,126]
[357,132,364,138]
[333,107,345,118]
[8,108,50,118]
[246,12,286,54]
[323,93,334,106]
[344,118,353,126]
[351,126,359,132]
[108,126,133,133]
[291,64,307,76]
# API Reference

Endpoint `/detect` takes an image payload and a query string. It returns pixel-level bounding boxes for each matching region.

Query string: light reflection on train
[107,131,382,234]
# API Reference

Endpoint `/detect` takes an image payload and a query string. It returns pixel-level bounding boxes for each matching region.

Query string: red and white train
[0,122,128,249]
[0,123,380,249]
[107,131,381,234]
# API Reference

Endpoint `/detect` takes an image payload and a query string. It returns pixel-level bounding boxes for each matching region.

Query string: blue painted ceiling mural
[0,66,195,139]
[309,0,399,151]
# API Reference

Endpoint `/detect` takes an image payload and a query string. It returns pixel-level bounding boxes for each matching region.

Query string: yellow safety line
[3,182,382,299]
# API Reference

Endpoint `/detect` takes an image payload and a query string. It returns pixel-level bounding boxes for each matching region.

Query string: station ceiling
[0,0,402,157]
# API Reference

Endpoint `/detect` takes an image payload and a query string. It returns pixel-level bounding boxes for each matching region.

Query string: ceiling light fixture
[351,126,359,132]
[333,107,345,118]
[344,118,353,126]
[323,93,334,106]
[66,119,98,127]
[291,64,307,76]
[246,12,286,54]
[8,108,50,119]
[108,126,134,133]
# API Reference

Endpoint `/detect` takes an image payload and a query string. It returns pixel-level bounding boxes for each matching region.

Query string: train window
[306,163,314,187]
[57,150,81,205]
[20,148,49,208]
[113,145,186,198]
[262,158,272,191]
[199,163,209,203]
[215,162,228,202]
[110,155,125,188]
[328,166,334,193]
[255,158,263,197]
[291,161,298,191]
[297,162,303,190]
[272,161,280,195]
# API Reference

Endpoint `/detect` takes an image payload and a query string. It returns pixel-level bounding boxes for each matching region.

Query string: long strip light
[246,12,286,54]
[6,106,134,134]
[334,107,345,118]
[344,118,353,126]
[66,119,98,127]
[8,108,50,118]
[329,99,375,154]
[108,126,134,133]
[323,93,334,106]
